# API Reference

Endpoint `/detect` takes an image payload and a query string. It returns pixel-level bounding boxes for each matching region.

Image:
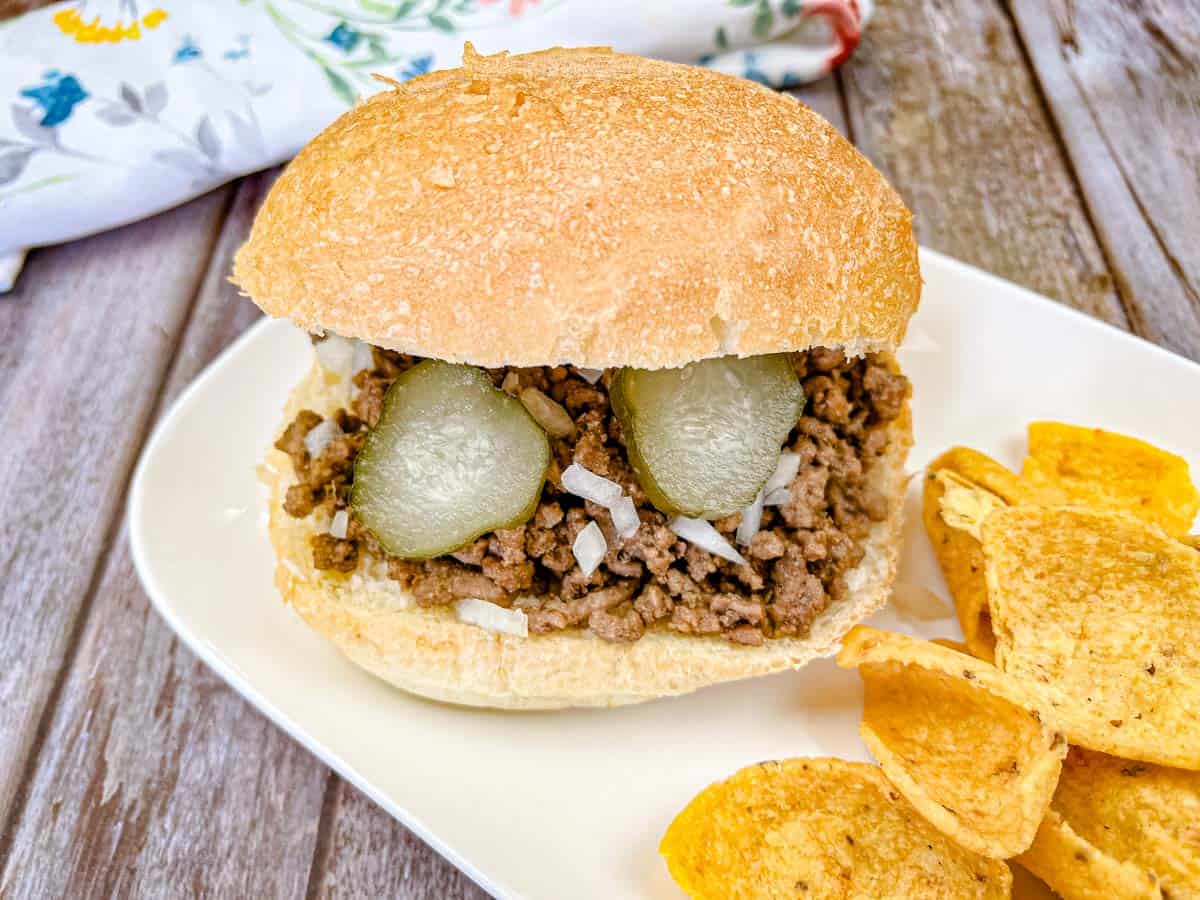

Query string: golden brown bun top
[233,46,920,369]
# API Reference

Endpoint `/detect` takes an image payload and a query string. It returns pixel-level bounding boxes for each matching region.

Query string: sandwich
[233,46,920,709]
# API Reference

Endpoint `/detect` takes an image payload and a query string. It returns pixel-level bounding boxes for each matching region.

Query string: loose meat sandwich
[233,46,920,709]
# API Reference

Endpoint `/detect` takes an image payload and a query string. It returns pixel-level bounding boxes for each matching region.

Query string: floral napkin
[0,0,872,292]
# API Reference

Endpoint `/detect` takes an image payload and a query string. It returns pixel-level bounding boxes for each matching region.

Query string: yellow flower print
[53,0,168,44]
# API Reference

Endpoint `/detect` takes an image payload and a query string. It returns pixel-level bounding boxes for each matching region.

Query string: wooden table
[1,2,1197,896]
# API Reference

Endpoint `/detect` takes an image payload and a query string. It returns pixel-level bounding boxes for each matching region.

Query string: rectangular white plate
[129,249,1200,899]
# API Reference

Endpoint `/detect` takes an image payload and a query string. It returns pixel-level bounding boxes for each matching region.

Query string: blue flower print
[740,52,771,86]
[223,34,251,61]
[398,54,434,81]
[19,70,88,128]
[324,22,361,53]
[173,35,202,64]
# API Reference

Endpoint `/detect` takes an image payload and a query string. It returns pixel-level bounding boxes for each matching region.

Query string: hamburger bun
[265,362,910,708]
[233,45,919,369]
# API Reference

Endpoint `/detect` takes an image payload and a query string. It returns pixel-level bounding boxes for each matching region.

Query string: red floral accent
[479,0,541,16]
[804,0,865,70]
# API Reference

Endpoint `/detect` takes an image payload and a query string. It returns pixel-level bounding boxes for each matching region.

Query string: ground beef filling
[276,347,908,645]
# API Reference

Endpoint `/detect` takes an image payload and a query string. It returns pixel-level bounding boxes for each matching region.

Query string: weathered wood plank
[0,188,231,838]
[0,172,333,899]
[307,779,488,900]
[0,0,47,21]
[839,0,1129,327]
[1007,0,1200,360]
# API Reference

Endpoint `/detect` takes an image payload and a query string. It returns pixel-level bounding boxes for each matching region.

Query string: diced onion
[314,333,355,374]
[765,451,801,495]
[735,491,764,546]
[519,387,575,438]
[578,368,604,384]
[572,520,607,577]
[760,451,800,508]
[609,496,640,539]
[455,598,529,637]
[669,516,747,565]
[560,462,642,539]
[314,334,373,382]
[561,463,623,507]
[350,339,374,375]
[763,487,791,507]
[330,509,349,539]
[304,419,343,458]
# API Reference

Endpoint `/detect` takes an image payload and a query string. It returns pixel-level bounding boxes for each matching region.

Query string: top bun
[233,46,919,369]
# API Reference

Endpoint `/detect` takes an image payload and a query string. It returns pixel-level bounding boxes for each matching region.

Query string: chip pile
[660,422,1200,899]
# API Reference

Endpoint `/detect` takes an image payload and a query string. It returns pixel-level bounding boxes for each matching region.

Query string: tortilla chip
[983,506,1200,769]
[1018,809,1162,900]
[1045,748,1198,897]
[931,637,973,654]
[934,469,1009,542]
[1023,422,1200,536]
[924,448,1027,660]
[930,447,1030,505]
[659,758,1011,899]
[838,627,1066,859]
[1010,863,1059,900]
[1016,746,1200,899]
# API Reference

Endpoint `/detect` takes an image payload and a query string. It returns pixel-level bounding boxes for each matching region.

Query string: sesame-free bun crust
[263,363,911,709]
[234,46,920,370]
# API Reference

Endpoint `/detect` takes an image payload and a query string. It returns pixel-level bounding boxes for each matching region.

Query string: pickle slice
[351,360,550,559]
[612,355,804,518]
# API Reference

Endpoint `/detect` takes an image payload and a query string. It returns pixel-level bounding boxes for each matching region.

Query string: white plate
[129,249,1200,899]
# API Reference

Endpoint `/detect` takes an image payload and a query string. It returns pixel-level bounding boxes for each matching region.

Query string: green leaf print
[322,66,357,105]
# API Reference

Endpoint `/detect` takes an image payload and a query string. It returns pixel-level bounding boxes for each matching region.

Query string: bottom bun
[263,363,912,710]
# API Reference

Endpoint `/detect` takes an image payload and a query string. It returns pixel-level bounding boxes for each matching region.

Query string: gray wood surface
[1,1,1197,897]
[0,173,331,900]
[308,780,487,900]
[839,0,1129,329]
[1007,0,1200,360]
[0,186,231,844]
[0,0,40,19]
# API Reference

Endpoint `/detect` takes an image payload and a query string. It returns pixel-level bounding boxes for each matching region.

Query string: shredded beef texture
[282,345,907,644]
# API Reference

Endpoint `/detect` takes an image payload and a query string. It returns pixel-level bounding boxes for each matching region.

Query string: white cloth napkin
[0,0,871,291]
